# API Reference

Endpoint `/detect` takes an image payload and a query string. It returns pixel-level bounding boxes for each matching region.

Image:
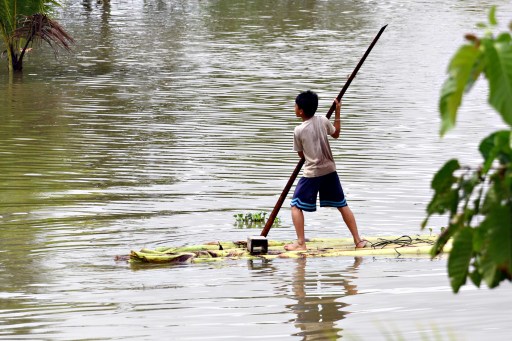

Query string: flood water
[1,0,512,339]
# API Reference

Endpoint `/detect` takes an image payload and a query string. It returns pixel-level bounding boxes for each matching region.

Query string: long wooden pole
[260,24,388,237]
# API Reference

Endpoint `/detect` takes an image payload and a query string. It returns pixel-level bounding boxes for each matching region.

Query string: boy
[284,90,367,251]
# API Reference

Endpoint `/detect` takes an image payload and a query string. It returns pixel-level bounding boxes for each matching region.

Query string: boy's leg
[285,206,307,251]
[319,172,367,248]
[287,177,319,251]
[338,205,366,248]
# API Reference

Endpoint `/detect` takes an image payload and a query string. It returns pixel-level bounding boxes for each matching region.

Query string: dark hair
[295,90,318,117]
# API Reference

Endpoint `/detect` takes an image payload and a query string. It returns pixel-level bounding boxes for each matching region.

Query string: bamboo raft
[127,235,450,264]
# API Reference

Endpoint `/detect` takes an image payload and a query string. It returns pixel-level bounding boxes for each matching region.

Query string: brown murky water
[1,0,512,339]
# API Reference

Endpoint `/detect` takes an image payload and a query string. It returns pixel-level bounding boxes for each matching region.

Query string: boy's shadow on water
[289,257,361,340]
[247,256,361,340]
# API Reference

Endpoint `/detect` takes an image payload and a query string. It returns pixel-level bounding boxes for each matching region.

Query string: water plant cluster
[233,212,281,228]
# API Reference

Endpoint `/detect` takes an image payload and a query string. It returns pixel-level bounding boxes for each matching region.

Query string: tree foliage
[423,7,512,293]
[0,0,73,72]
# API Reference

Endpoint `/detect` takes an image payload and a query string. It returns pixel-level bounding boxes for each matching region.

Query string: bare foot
[355,239,368,249]
[284,242,307,251]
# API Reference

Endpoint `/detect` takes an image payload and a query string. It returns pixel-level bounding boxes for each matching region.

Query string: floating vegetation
[233,211,282,228]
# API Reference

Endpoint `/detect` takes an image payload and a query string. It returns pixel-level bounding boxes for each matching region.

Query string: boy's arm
[293,127,304,159]
[330,98,341,139]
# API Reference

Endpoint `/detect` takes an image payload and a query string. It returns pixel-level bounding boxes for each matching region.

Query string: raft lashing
[126,235,451,264]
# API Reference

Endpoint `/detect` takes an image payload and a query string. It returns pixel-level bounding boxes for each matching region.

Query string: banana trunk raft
[126,235,451,264]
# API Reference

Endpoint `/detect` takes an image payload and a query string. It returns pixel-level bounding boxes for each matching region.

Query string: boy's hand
[334,98,341,114]
[331,98,341,139]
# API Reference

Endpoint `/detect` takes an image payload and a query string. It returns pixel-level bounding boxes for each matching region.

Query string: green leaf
[472,224,487,252]
[427,189,459,217]
[497,33,511,44]
[431,159,460,192]
[477,203,512,288]
[479,254,499,288]
[460,172,480,201]
[486,204,512,276]
[465,52,486,93]
[431,220,462,257]
[425,160,461,223]
[448,228,474,293]
[481,183,499,214]
[489,6,498,26]
[483,37,512,126]
[469,268,482,287]
[479,130,512,173]
[440,45,483,135]
[479,132,496,162]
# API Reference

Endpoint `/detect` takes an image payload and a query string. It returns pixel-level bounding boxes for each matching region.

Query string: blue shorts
[291,171,347,212]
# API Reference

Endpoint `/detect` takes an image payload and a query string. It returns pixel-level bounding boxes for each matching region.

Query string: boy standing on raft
[285,90,367,251]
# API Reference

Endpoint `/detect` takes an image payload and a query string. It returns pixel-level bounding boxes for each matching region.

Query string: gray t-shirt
[293,115,336,178]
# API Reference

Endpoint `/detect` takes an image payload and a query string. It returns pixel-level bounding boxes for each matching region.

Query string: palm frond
[1,0,62,39]
[0,0,16,33]
[13,13,74,54]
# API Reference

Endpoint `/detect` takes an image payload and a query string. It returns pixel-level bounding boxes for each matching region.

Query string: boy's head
[295,90,318,118]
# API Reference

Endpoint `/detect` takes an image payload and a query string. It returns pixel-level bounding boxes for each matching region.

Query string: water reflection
[287,257,361,340]
[201,0,372,38]
[81,0,113,76]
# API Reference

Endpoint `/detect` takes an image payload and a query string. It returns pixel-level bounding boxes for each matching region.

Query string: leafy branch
[423,6,512,293]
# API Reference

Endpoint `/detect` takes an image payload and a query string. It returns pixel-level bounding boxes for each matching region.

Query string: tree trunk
[5,44,14,73]
[12,59,23,71]
[5,45,23,73]
[10,46,23,72]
